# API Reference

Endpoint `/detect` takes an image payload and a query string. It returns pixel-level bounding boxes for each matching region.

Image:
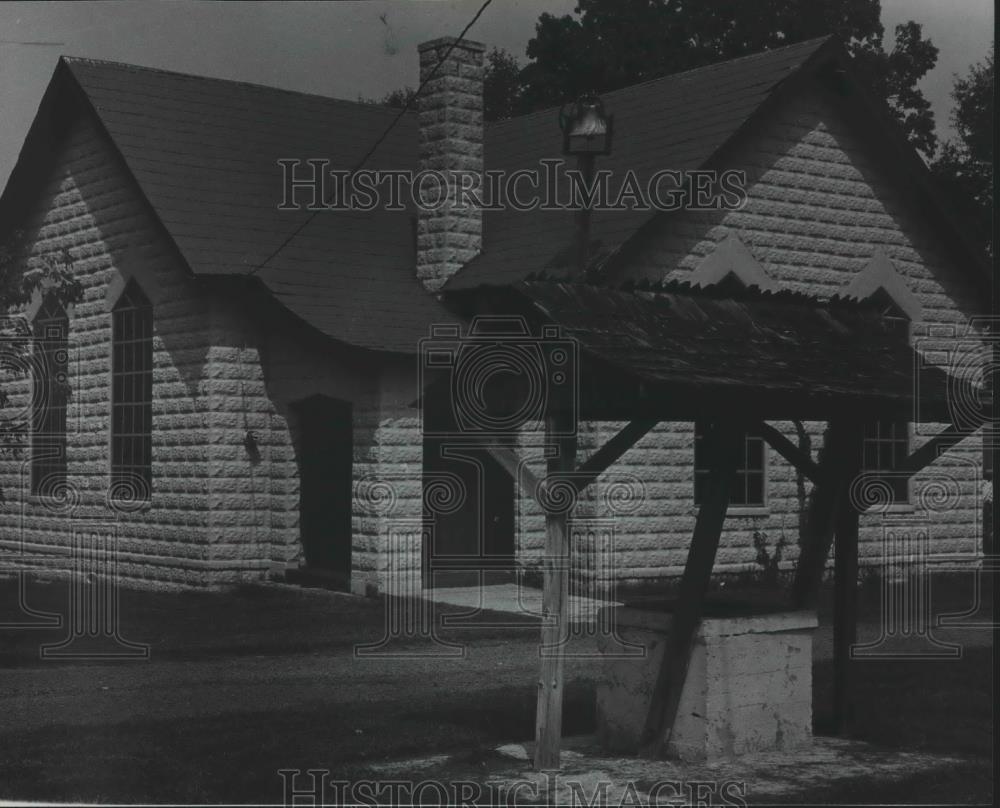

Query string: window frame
[693,420,769,512]
[861,418,912,508]
[109,279,153,501]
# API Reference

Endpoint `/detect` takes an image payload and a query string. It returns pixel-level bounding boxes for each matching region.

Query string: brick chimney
[416,37,485,293]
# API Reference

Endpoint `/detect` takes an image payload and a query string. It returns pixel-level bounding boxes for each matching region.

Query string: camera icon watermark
[0,308,85,632]
[0,311,81,455]
[350,460,647,659]
[1,463,151,658]
[419,316,578,439]
[352,472,465,658]
[38,519,149,661]
[849,453,992,658]
[912,317,996,437]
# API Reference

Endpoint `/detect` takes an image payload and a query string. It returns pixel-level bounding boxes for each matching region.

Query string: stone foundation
[596,606,817,761]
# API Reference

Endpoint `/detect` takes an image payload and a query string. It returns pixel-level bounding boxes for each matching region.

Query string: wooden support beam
[483,444,544,508]
[792,420,862,609]
[533,413,577,771]
[898,422,975,477]
[486,419,659,506]
[832,482,860,735]
[571,418,659,493]
[640,420,743,755]
[750,421,823,484]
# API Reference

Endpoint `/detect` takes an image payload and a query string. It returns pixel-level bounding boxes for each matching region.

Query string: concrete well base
[596,606,817,761]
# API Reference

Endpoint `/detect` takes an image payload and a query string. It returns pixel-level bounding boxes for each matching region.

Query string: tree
[483,48,524,123]
[376,47,524,122]
[516,0,939,154]
[931,47,994,255]
[375,86,418,110]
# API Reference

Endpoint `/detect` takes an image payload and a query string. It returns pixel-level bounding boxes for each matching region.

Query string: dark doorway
[292,395,353,589]
[422,399,516,588]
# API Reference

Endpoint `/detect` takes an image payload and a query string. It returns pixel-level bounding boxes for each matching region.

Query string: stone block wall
[239,321,425,594]
[0,110,426,593]
[529,83,988,589]
[0,114,216,587]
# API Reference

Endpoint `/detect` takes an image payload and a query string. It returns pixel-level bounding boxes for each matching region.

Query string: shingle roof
[446,36,838,290]
[474,279,978,423]
[62,57,448,355]
[1,36,985,353]
[56,39,836,350]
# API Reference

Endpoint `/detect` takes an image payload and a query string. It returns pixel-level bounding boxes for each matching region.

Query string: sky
[0,0,993,187]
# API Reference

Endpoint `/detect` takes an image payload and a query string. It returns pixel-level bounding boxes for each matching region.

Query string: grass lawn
[0,572,993,804]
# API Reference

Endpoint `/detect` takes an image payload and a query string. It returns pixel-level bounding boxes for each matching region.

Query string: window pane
[736,434,747,467]
[863,441,878,471]
[120,310,132,342]
[892,433,907,469]
[860,420,910,504]
[746,473,764,506]
[110,281,152,500]
[878,440,892,472]
[693,422,767,505]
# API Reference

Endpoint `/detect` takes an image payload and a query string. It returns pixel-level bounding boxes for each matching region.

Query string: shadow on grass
[788,645,994,805]
[0,577,539,666]
[813,646,992,758]
[0,679,596,804]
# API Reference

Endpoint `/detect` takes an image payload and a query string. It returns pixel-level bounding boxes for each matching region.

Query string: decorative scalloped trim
[689,232,779,293]
[843,248,922,323]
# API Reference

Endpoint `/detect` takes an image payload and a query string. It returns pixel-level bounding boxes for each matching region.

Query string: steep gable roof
[447,37,840,290]
[1,57,449,355]
[0,38,988,355]
[446,36,990,294]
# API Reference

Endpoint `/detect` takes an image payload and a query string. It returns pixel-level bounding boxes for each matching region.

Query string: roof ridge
[519,272,881,312]
[60,35,835,132]
[60,55,412,118]
[488,35,837,130]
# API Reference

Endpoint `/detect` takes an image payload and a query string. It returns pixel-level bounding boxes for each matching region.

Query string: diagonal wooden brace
[898,422,977,477]
[750,421,823,484]
[570,418,659,493]
[640,419,743,755]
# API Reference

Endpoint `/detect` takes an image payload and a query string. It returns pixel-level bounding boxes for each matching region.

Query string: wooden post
[574,153,596,278]
[641,420,743,755]
[792,420,860,609]
[533,411,577,770]
[832,470,860,734]
[789,418,862,732]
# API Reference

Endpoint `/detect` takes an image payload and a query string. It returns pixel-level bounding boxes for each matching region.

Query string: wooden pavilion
[438,276,989,769]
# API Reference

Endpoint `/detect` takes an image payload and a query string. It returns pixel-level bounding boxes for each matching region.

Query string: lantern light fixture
[559,94,614,156]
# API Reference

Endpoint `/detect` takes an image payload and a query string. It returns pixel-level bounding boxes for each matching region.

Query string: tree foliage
[931,47,994,255]
[516,0,939,154]
[376,86,418,110]
[482,48,524,123]
[381,2,940,150]
[375,47,525,122]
